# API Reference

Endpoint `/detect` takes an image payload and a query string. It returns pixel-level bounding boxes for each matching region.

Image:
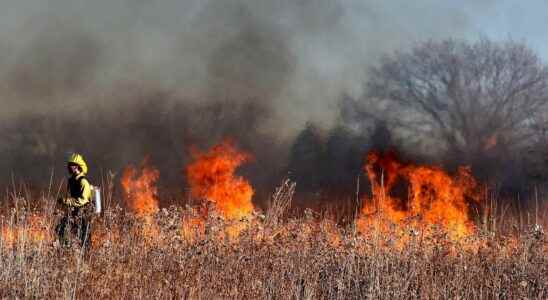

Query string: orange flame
[121,158,160,241]
[1,215,51,248]
[186,140,254,220]
[91,226,121,249]
[1,225,15,247]
[186,140,254,237]
[121,158,160,216]
[180,213,205,243]
[357,151,482,243]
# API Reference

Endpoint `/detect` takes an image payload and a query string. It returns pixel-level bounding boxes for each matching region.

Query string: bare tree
[366,38,548,162]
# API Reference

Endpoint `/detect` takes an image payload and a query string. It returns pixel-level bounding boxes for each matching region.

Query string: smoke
[0,0,496,195]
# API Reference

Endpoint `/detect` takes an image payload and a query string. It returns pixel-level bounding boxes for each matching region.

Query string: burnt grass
[0,196,546,299]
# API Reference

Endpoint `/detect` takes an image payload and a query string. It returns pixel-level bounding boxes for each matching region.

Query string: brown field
[0,180,546,299]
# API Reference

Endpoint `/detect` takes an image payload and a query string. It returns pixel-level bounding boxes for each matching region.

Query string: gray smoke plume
[0,0,496,195]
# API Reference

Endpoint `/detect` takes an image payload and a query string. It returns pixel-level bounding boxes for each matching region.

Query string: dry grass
[0,183,546,299]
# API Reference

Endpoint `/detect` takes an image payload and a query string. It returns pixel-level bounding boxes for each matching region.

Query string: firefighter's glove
[65,198,76,207]
[58,197,75,207]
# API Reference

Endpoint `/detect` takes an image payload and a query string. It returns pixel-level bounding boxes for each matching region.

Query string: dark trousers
[56,207,91,249]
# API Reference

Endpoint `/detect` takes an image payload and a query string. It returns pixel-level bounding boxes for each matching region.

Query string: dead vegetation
[0,181,546,299]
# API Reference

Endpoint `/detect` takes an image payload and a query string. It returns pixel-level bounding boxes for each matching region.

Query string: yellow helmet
[67,153,88,175]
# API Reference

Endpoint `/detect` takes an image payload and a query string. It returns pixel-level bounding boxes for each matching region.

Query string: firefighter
[56,153,92,248]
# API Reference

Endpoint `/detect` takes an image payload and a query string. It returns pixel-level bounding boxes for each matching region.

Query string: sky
[466,0,548,59]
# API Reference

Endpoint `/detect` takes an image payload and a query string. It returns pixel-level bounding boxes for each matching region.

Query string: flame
[1,224,17,248]
[357,151,481,244]
[121,158,160,216]
[180,213,205,243]
[322,221,342,248]
[186,140,254,237]
[1,215,51,248]
[91,226,121,249]
[121,158,160,241]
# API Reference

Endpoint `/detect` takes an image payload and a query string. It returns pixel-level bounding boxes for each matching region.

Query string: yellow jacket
[63,154,92,207]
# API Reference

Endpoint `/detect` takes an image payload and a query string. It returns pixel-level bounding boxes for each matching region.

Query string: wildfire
[121,158,160,241]
[186,140,255,237]
[180,210,205,244]
[357,151,482,243]
[1,215,51,248]
[91,226,121,249]
[121,158,160,216]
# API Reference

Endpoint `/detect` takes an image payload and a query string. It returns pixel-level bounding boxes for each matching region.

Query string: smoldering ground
[2,0,526,202]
